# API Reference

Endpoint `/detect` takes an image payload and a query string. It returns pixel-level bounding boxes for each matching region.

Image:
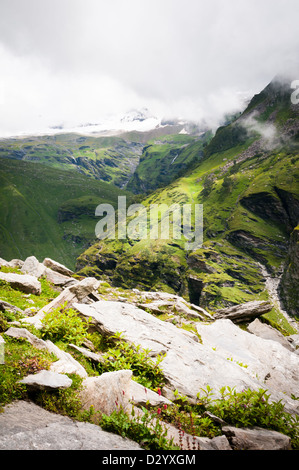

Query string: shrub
[198,386,299,449]
[40,302,90,345]
[98,333,165,390]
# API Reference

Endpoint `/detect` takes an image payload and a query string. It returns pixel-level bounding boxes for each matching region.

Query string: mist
[0,0,299,136]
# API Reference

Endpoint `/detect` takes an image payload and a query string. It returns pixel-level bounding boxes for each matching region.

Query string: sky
[0,0,299,137]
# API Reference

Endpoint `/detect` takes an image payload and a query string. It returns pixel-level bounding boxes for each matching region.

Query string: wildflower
[157,388,161,396]
[163,404,167,410]
[157,408,161,415]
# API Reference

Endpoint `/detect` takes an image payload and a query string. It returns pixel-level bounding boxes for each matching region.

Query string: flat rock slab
[214,300,272,322]
[0,272,41,295]
[73,301,275,404]
[197,319,299,413]
[0,400,142,450]
[19,370,72,390]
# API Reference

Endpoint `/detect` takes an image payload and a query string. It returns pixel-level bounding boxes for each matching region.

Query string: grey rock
[73,301,277,406]
[19,370,72,390]
[80,370,133,417]
[222,425,291,450]
[23,276,101,329]
[129,381,172,408]
[214,300,272,322]
[68,343,105,363]
[0,400,142,450]
[8,259,24,268]
[248,318,295,351]
[21,255,75,287]
[197,319,299,413]
[21,255,46,278]
[43,257,74,277]
[0,257,10,267]
[0,271,41,295]
[0,299,23,315]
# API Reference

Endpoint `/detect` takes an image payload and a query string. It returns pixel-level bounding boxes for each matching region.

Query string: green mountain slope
[0,133,143,188]
[0,157,132,269]
[77,77,299,328]
[126,131,212,194]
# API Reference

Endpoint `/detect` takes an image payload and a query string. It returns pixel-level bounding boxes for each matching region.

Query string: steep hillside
[77,77,299,328]
[0,133,143,188]
[0,158,132,269]
[126,131,212,193]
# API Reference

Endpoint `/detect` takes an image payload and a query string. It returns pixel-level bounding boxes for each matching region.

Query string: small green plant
[0,336,54,407]
[98,404,177,450]
[98,333,165,390]
[35,373,85,418]
[197,386,299,449]
[40,302,90,345]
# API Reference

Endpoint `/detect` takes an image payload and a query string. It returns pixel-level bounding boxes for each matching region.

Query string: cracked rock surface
[0,400,142,450]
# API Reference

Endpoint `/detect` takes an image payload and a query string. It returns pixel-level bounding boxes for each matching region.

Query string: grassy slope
[0,133,143,188]
[0,157,132,270]
[126,132,212,193]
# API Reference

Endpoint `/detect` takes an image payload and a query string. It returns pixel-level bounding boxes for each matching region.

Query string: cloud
[0,0,299,136]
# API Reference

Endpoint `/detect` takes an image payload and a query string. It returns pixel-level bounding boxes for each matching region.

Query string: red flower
[157,388,161,396]
[157,408,161,415]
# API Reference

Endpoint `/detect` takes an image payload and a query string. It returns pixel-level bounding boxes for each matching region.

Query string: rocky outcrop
[23,276,101,329]
[1,254,299,450]
[213,300,272,322]
[280,226,299,316]
[21,255,76,287]
[74,300,299,414]
[0,401,141,450]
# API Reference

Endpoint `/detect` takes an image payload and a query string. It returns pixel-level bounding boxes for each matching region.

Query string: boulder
[21,255,75,287]
[79,370,133,417]
[21,256,46,278]
[19,370,72,391]
[0,400,141,450]
[222,426,291,450]
[213,300,272,323]
[0,299,23,315]
[43,257,74,277]
[247,318,295,351]
[138,291,213,321]
[0,272,41,295]
[7,259,24,268]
